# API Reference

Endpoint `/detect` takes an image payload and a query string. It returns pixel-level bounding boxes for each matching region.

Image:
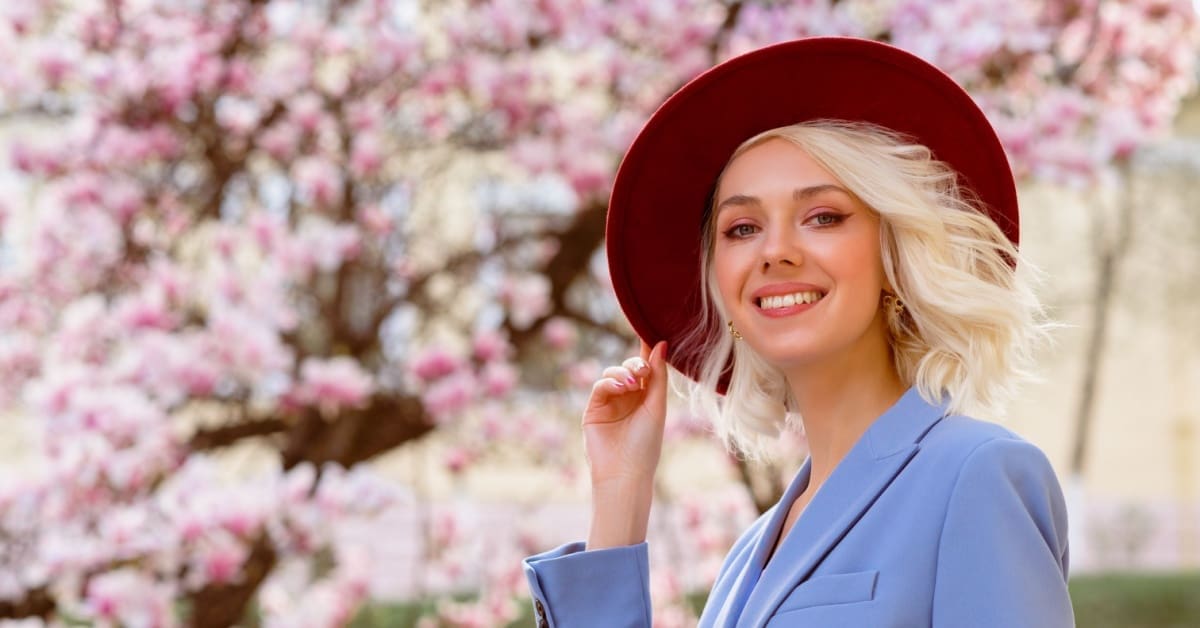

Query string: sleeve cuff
[523,541,652,628]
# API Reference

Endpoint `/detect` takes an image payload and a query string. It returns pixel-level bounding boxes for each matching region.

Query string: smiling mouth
[755,290,826,311]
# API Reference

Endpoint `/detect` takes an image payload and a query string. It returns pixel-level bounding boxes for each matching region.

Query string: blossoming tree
[0,0,1194,626]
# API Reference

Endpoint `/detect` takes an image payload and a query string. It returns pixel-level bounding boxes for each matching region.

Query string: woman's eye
[810,212,845,227]
[724,223,757,238]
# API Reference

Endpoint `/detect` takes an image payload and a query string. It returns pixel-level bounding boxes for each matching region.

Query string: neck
[783,330,906,493]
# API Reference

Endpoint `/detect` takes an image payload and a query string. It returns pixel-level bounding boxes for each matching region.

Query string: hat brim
[605,37,1018,392]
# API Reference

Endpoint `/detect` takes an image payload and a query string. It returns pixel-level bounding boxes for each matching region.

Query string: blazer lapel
[735,387,948,628]
[708,462,812,628]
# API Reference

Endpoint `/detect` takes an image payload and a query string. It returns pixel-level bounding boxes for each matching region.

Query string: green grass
[1070,571,1200,628]
[350,571,1200,627]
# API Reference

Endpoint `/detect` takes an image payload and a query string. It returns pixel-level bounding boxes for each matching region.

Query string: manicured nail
[625,375,638,387]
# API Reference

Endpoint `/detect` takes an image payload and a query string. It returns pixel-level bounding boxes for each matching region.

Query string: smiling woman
[688,120,1040,466]
[521,37,1073,628]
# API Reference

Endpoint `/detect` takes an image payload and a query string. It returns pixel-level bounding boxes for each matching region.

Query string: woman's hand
[582,339,668,486]
[581,340,668,549]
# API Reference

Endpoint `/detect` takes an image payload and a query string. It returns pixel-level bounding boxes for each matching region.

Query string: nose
[761,224,802,270]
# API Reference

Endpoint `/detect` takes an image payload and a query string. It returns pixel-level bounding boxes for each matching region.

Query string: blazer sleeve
[523,541,652,628]
[932,436,1074,628]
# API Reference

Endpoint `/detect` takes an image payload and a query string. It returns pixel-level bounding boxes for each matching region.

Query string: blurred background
[0,1,1198,626]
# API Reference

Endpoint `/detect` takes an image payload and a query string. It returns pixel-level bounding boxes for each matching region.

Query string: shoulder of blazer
[916,414,1034,467]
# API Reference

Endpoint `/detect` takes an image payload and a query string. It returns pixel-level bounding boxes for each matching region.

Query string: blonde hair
[671,119,1051,461]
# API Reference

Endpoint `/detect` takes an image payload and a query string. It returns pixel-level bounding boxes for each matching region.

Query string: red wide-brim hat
[605,37,1018,391]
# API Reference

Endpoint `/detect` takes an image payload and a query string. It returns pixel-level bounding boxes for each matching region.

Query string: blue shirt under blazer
[523,386,1074,627]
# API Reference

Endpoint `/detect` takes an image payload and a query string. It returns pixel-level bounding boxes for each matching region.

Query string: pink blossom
[296,356,375,410]
[356,204,393,237]
[422,372,476,423]
[224,58,256,93]
[444,446,474,475]
[259,122,302,162]
[36,44,77,89]
[479,406,506,440]
[292,156,345,208]
[567,358,601,389]
[411,346,462,382]
[11,140,68,176]
[542,317,577,350]
[289,92,327,133]
[216,96,262,136]
[533,421,566,451]
[85,568,174,626]
[349,136,383,178]
[499,273,551,329]
[345,99,383,132]
[113,290,177,331]
[301,218,361,270]
[194,533,249,586]
[480,362,518,398]
[471,329,510,363]
[204,308,295,381]
[314,464,398,516]
[104,179,145,224]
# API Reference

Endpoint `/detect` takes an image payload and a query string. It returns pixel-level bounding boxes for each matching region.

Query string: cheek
[712,247,749,303]
[821,234,885,295]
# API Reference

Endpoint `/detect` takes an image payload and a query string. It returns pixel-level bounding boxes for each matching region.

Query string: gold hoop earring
[882,294,905,316]
[728,320,742,340]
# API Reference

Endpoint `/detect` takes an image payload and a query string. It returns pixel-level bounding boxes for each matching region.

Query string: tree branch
[187,534,277,628]
[504,199,608,352]
[280,394,433,470]
[189,417,288,451]
[706,0,744,63]
[1052,0,1104,83]
[0,587,55,621]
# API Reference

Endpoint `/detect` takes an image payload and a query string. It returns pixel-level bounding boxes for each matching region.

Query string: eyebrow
[715,184,852,216]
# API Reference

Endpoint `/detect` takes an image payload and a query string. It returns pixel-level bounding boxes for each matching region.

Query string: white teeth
[758,291,824,310]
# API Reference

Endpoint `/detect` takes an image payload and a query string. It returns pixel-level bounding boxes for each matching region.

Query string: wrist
[587,481,654,550]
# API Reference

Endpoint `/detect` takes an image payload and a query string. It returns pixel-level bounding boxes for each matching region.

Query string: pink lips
[750,282,827,318]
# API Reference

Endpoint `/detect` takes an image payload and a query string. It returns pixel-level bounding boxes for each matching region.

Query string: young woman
[522,37,1073,627]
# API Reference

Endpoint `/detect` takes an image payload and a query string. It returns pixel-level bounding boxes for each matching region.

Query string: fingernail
[625,375,638,387]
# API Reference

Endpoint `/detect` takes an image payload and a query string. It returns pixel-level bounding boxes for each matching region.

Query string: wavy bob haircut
[671,119,1051,462]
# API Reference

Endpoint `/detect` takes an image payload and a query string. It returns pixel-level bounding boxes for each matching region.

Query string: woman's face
[712,138,890,371]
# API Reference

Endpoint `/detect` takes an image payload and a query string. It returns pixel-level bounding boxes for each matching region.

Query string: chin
[749,343,837,371]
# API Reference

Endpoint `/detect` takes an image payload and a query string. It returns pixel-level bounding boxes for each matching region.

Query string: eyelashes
[723,223,758,238]
[810,212,847,227]
[720,212,848,240]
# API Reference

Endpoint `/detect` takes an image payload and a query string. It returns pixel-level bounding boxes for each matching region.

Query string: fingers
[590,375,633,397]
[621,355,650,376]
[584,341,669,425]
[593,341,666,398]
[601,365,640,388]
[586,372,642,420]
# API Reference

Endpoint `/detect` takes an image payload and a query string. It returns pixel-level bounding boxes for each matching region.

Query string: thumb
[648,340,668,394]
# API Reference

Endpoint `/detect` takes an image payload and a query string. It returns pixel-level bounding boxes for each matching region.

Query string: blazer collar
[735,386,949,628]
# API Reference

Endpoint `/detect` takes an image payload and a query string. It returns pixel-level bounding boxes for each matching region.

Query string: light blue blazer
[522,386,1073,627]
